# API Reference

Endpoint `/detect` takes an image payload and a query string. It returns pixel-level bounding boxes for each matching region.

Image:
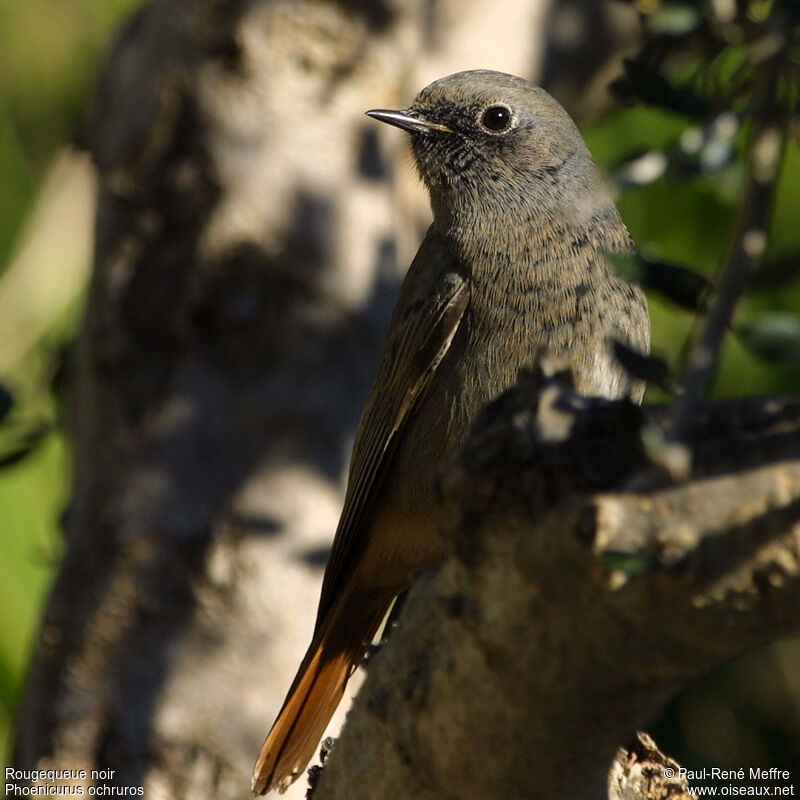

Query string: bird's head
[367,70,600,228]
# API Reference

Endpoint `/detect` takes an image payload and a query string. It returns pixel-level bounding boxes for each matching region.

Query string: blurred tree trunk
[13,1,644,798]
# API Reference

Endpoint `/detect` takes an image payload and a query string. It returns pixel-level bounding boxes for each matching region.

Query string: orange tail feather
[251,588,389,795]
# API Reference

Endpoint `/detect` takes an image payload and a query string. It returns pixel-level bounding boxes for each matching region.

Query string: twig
[667,44,788,445]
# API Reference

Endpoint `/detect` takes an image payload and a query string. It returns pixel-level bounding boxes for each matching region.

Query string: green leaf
[612,340,682,395]
[748,255,800,290]
[609,252,713,312]
[0,385,13,424]
[645,4,701,36]
[610,58,710,118]
[613,149,669,188]
[0,443,39,470]
[737,312,800,365]
[599,551,654,576]
[0,427,48,470]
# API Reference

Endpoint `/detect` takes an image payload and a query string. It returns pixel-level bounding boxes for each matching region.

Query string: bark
[310,374,800,799]
[608,734,696,800]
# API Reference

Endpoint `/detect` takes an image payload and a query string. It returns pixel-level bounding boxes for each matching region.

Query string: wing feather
[314,258,469,630]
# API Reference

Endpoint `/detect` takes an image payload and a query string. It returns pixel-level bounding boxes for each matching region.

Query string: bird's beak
[365,109,453,134]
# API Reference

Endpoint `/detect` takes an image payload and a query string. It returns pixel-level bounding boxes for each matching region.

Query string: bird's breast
[382,239,645,536]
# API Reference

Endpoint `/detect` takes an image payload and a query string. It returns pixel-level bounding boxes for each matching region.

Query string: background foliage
[0,0,144,761]
[1,0,798,775]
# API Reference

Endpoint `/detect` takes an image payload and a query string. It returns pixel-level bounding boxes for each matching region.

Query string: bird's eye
[480,105,512,133]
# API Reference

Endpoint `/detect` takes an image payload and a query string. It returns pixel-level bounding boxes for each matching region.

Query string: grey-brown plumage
[252,70,649,795]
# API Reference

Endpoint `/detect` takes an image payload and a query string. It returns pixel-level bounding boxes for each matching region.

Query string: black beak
[365,109,453,134]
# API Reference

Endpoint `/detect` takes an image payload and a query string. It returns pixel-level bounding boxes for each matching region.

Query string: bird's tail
[251,584,389,795]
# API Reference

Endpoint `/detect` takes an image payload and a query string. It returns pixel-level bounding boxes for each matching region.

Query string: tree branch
[313,373,800,800]
[668,31,790,444]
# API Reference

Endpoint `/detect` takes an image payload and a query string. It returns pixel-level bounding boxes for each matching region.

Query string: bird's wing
[314,243,469,630]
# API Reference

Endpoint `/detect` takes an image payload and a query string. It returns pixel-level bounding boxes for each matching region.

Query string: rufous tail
[251,585,389,795]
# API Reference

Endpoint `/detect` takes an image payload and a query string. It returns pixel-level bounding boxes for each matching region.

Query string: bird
[251,69,649,795]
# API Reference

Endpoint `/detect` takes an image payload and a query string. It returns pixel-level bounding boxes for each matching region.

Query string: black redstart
[252,69,649,795]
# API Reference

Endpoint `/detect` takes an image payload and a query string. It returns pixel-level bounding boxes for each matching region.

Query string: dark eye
[480,105,512,132]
